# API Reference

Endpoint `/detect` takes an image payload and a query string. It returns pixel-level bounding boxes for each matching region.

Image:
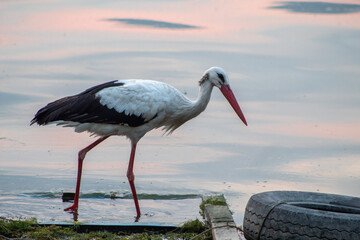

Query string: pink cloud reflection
[256,122,360,142]
[3,0,359,47]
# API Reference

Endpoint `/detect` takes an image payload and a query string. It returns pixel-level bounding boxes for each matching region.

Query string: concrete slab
[203,195,241,240]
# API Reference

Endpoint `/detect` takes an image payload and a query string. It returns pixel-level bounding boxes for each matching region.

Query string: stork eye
[217,73,225,83]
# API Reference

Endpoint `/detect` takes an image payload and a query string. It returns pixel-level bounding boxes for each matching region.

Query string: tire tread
[243,191,360,240]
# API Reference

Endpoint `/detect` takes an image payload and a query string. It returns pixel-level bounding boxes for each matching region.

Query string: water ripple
[20,192,199,200]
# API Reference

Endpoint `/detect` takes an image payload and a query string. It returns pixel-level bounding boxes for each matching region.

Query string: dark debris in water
[269,1,360,14]
[104,18,203,30]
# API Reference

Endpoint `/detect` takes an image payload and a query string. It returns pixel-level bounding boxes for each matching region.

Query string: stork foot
[64,204,78,213]
[134,214,140,222]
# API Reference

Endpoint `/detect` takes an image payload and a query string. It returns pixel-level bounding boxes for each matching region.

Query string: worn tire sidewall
[243,191,360,240]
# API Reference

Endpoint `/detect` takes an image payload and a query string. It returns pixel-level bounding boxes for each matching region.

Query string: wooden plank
[204,201,241,240]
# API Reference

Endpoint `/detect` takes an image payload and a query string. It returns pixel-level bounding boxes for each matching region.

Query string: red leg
[64,136,109,212]
[127,142,141,221]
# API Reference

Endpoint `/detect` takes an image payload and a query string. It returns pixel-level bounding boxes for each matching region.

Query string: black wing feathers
[31,80,151,127]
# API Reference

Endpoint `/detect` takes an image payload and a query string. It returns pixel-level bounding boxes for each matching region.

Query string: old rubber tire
[243,191,360,240]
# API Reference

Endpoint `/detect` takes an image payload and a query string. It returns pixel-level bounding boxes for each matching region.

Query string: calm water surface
[1,0,360,225]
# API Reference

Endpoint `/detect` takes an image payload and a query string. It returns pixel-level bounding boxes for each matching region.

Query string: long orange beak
[220,85,247,126]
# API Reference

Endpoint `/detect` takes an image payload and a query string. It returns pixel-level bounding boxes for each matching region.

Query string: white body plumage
[60,78,213,143]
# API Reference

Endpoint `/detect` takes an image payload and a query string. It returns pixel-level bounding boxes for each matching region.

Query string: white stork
[31,67,247,221]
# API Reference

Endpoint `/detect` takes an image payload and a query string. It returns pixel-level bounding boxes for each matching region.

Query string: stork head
[200,67,248,126]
